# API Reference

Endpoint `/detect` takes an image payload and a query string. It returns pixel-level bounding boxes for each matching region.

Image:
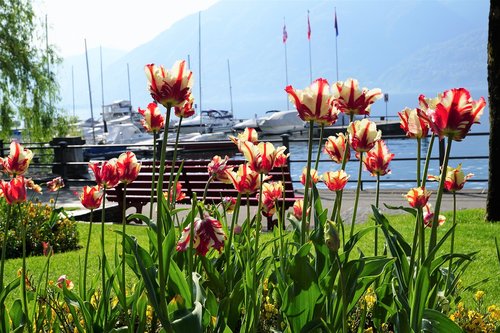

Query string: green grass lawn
[3,208,499,307]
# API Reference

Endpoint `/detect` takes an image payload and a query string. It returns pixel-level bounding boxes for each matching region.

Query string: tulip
[1,176,27,204]
[324,220,340,253]
[80,185,103,210]
[163,182,186,203]
[239,141,280,174]
[419,88,486,141]
[117,151,141,185]
[25,178,42,194]
[322,170,350,192]
[229,127,259,146]
[207,155,233,184]
[404,187,431,208]
[42,242,53,257]
[1,141,33,176]
[222,196,237,213]
[174,95,195,118]
[89,158,120,189]
[331,78,382,116]
[292,199,309,220]
[176,215,226,256]
[46,176,65,192]
[300,167,319,187]
[398,107,429,139]
[224,163,262,195]
[347,118,382,153]
[362,140,394,176]
[274,146,289,168]
[138,102,165,133]
[57,275,74,290]
[423,204,446,228]
[145,60,193,108]
[324,133,350,164]
[428,164,473,192]
[285,78,339,125]
[259,181,283,217]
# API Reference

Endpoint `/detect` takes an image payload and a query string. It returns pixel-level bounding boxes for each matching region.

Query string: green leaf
[168,260,192,308]
[9,300,23,329]
[0,277,20,305]
[410,265,430,332]
[422,309,462,332]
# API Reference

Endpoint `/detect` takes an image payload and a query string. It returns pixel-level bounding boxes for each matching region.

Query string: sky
[34,0,220,57]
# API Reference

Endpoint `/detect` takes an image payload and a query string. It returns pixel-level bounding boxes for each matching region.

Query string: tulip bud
[324,220,340,253]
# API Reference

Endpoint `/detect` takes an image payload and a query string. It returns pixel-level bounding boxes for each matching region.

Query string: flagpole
[283,17,290,110]
[307,10,312,83]
[84,39,96,144]
[198,11,203,133]
[334,7,339,82]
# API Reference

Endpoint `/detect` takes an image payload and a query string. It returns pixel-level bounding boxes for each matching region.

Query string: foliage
[0,0,63,142]
[0,200,79,259]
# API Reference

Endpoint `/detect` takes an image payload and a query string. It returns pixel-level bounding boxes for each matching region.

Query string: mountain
[55,0,489,121]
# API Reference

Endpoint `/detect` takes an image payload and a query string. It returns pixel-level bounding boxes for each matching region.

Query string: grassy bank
[3,208,499,307]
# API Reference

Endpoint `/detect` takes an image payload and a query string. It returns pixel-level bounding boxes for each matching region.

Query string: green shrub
[0,200,80,259]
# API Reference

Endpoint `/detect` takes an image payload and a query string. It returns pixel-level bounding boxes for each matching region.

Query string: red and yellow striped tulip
[80,185,103,210]
[208,155,233,184]
[331,78,382,116]
[117,151,141,185]
[300,167,319,187]
[398,107,429,139]
[322,170,350,192]
[362,140,394,176]
[1,141,33,176]
[324,133,349,164]
[404,187,431,209]
[89,159,120,189]
[176,214,226,256]
[174,94,196,118]
[138,102,165,133]
[347,119,382,153]
[0,176,27,204]
[224,163,262,195]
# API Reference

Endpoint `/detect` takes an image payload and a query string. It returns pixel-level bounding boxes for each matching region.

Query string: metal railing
[0,132,490,190]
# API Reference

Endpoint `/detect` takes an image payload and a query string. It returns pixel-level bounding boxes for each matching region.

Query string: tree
[0,0,62,142]
[487,0,500,221]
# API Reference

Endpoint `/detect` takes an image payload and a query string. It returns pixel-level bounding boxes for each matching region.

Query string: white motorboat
[170,110,235,134]
[257,110,305,135]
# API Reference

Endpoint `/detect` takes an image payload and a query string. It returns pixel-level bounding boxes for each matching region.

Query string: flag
[307,10,311,40]
[283,23,288,43]
[334,9,339,36]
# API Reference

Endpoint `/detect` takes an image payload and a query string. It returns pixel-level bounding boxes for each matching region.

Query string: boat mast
[198,11,203,133]
[100,46,108,133]
[84,39,96,144]
[227,59,233,115]
[71,66,75,117]
[127,63,132,105]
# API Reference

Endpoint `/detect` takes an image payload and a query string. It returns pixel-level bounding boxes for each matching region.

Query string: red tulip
[362,140,394,176]
[324,133,349,164]
[322,170,350,192]
[176,214,226,256]
[89,159,120,189]
[286,78,339,125]
[347,119,382,153]
[138,102,165,133]
[1,141,33,176]
[292,199,309,220]
[222,196,237,213]
[174,95,195,118]
[419,88,486,141]
[80,185,103,210]
[428,164,473,192]
[207,155,233,184]
[163,182,186,203]
[273,146,289,168]
[404,187,431,208]
[259,181,283,217]
[331,78,382,116]
[398,107,429,139]
[239,141,280,174]
[145,60,193,108]
[117,152,141,185]
[47,176,65,192]
[0,176,27,204]
[300,167,319,187]
[224,163,262,195]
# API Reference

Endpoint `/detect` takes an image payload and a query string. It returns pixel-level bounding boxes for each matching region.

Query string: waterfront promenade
[40,184,488,226]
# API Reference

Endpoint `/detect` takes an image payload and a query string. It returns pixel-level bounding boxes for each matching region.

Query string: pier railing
[0,132,489,191]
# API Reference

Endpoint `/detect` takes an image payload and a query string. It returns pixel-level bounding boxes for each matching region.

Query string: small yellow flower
[474,290,485,302]
[364,328,374,333]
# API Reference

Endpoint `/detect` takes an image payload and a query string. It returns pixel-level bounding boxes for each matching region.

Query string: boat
[232,114,261,132]
[257,110,306,135]
[170,109,235,134]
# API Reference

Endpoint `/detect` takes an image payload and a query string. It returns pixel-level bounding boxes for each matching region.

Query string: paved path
[39,183,488,225]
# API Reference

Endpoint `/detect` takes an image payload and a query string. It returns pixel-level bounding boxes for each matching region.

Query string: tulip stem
[101,188,108,325]
[253,174,264,327]
[350,152,363,238]
[428,137,452,255]
[188,193,197,306]
[120,184,127,306]
[314,123,325,170]
[375,174,380,256]
[336,114,353,248]
[155,104,173,331]
[421,134,435,188]
[0,204,12,288]
[417,138,422,187]
[225,192,242,290]
[446,191,457,295]
[202,175,214,203]
[167,117,183,207]
[83,209,93,300]
[19,204,31,332]
[301,120,315,245]
[149,132,158,219]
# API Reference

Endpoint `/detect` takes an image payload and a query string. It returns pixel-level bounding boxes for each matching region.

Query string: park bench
[107,159,301,230]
